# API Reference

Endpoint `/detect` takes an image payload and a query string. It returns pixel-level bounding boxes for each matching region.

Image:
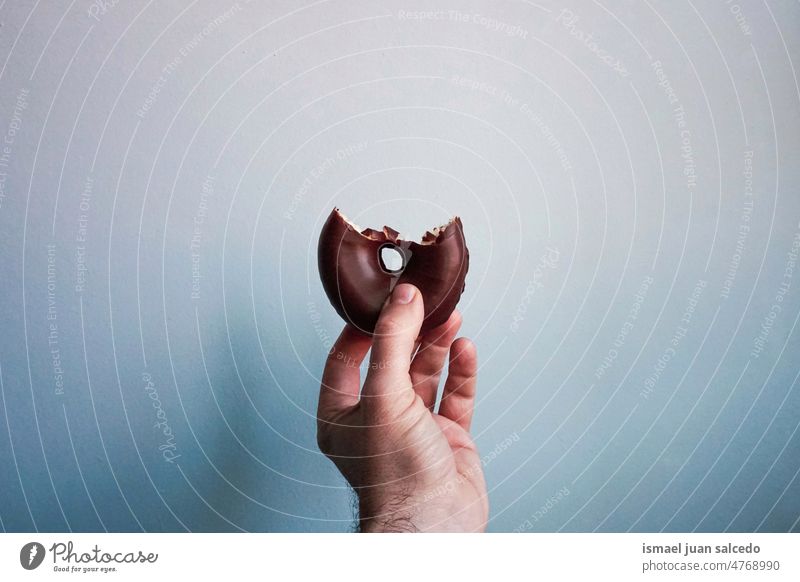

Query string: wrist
[357,488,419,533]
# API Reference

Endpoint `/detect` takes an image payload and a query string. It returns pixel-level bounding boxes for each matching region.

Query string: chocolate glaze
[317,208,469,334]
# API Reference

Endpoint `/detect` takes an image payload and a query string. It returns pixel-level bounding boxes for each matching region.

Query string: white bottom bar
[1,533,798,581]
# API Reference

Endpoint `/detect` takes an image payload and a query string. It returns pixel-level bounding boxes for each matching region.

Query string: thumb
[361,283,424,415]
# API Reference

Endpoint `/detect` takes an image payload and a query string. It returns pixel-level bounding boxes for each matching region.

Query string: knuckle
[316,427,333,456]
[374,314,406,336]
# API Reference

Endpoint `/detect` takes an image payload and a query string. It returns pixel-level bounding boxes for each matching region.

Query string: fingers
[409,310,462,410]
[438,338,478,431]
[361,283,424,415]
[318,324,371,418]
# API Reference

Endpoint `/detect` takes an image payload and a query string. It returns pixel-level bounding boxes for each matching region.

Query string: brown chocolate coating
[318,208,469,334]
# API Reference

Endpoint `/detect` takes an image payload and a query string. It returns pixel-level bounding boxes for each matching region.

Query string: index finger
[318,324,371,419]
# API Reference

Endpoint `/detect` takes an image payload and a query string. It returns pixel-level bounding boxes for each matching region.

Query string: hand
[317,283,488,532]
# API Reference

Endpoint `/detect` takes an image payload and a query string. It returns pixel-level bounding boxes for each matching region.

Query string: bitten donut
[317,208,469,334]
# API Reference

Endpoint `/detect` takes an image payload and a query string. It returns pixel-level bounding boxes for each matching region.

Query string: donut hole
[379,244,405,274]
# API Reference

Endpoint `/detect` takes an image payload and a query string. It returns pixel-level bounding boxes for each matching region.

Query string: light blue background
[0,0,798,532]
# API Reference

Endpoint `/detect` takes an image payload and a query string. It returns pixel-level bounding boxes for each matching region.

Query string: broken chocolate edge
[332,207,462,246]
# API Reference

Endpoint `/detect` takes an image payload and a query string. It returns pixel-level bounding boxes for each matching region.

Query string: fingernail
[392,283,416,304]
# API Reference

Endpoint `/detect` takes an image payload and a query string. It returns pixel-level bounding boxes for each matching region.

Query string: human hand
[317,283,488,532]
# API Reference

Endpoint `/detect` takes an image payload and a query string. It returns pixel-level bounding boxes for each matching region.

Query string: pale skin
[317,283,488,532]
